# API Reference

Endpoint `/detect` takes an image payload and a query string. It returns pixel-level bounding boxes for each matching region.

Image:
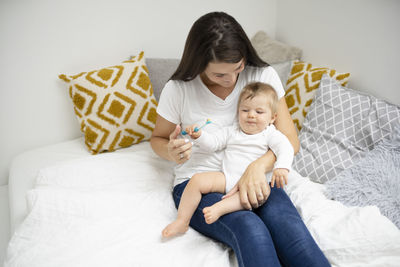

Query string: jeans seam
[173,189,244,267]
[214,217,244,267]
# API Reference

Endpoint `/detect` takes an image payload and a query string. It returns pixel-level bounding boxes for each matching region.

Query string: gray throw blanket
[324,124,400,229]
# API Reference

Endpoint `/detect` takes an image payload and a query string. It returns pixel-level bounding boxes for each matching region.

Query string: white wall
[276,0,400,106]
[0,185,10,264]
[0,0,276,186]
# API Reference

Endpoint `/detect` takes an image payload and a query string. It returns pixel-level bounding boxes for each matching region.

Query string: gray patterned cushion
[293,74,400,183]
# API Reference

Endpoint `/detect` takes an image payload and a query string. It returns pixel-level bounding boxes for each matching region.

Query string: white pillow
[251,31,302,64]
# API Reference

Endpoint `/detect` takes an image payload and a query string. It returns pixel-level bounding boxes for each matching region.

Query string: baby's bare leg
[203,192,244,224]
[162,172,226,238]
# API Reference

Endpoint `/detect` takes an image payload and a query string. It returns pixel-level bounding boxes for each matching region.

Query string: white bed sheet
[8,138,95,233]
[6,139,400,267]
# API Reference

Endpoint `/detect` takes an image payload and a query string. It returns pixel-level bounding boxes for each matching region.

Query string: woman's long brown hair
[170,12,268,81]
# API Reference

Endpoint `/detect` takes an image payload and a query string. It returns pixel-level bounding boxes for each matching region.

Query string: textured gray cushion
[324,125,400,229]
[293,74,400,183]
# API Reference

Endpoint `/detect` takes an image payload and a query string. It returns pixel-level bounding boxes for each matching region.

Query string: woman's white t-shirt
[156,65,285,187]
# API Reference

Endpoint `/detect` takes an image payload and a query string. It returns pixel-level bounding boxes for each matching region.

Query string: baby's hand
[185,124,202,139]
[271,168,289,188]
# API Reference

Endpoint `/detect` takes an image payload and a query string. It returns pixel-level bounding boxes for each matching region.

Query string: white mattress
[6,138,400,266]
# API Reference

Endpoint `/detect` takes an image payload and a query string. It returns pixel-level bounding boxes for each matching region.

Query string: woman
[150,11,330,267]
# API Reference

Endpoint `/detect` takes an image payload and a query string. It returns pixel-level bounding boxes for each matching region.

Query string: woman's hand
[167,125,193,164]
[151,115,194,164]
[223,155,273,210]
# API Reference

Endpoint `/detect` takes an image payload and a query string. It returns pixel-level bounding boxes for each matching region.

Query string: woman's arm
[225,97,299,209]
[150,114,193,164]
[274,97,300,154]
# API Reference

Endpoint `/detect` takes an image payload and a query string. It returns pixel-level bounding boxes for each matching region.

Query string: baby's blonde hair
[238,82,278,114]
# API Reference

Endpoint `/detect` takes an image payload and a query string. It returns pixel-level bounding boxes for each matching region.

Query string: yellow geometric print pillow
[285,61,350,131]
[59,51,157,154]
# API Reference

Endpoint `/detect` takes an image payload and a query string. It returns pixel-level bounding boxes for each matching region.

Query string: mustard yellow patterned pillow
[285,61,350,131]
[59,51,157,154]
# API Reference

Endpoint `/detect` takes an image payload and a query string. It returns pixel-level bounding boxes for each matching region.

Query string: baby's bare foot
[203,206,221,224]
[162,219,189,238]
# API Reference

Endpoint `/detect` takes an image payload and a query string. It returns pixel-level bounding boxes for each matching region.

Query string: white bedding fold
[5,143,400,267]
[286,172,400,267]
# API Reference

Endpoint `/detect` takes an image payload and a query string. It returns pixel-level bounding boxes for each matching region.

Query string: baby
[162,82,294,238]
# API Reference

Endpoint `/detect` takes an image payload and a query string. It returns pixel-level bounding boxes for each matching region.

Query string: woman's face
[202,59,245,88]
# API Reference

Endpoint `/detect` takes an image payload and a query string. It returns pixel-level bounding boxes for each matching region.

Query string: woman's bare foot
[203,206,222,224]
[162,219,189,238]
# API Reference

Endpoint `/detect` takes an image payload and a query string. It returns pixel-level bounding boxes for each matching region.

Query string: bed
[5,138,400,267]
[5,36,400,266]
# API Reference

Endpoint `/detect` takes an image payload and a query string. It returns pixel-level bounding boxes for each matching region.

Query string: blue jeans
[173,180,331,267]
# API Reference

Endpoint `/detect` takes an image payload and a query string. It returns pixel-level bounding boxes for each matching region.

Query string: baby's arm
[193,126,231,152]
[267,127,294,188]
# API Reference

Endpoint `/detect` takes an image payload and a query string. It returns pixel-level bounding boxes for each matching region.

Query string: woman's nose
[224,73,236,83]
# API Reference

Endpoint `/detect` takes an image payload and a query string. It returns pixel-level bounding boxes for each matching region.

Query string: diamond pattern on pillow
[293,74,400,183]
[285,61,350,132]
[59,51,157,154]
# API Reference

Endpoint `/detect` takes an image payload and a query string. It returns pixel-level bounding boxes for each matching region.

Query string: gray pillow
[270,60,292,86]
[293,74,400,183]
[324,125,400,229]
[251,31,302,64]
[146,58,179,101]
[146,58,291,101]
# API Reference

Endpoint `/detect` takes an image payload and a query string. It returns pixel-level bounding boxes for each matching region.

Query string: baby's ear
[270,113,277,124]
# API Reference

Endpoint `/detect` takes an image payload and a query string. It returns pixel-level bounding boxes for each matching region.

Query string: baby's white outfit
[195,124,294,192]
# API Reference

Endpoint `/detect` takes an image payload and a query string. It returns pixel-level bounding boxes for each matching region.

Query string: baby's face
[238,93,275,135]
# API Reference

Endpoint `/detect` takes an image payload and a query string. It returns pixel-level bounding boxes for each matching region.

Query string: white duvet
[5,142,400,267]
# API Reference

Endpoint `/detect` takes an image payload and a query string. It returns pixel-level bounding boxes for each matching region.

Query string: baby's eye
[241,109,248,112]
[256,111,264,114]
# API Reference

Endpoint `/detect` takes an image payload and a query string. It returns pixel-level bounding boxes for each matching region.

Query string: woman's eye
[215,74,224,78]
